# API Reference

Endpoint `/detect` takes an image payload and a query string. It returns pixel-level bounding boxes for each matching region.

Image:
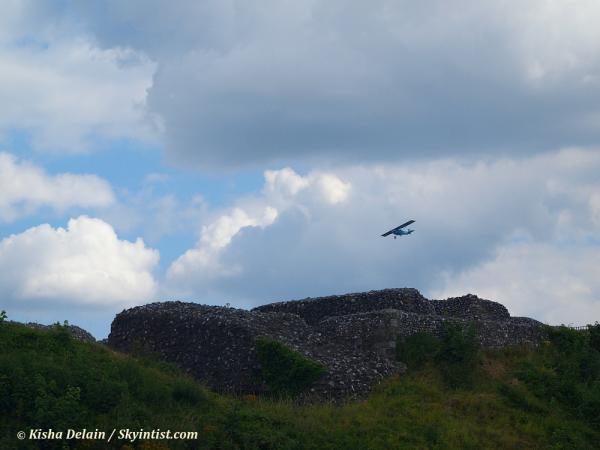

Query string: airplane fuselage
[393,228,414,238]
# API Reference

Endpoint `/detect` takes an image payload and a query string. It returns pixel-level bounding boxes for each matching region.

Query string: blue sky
[1,1,600,337]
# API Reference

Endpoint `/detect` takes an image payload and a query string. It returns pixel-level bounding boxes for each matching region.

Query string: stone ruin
[107,288,546,400]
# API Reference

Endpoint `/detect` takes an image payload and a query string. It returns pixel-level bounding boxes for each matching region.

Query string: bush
[435,322,479,388]
[396,332,441,369]
[172,378,206,406]
[255,337,325,397]
[395,323,480,388]
[516,325,600,428]
[589,322,600,353]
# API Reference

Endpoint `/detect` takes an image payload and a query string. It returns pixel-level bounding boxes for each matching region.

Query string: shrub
[546,326,600,383]
[396,332,441,369]
[255,337,325,397]
[172,378,206,406]
[517,325,600,428]
[395,323,480,388]
[589,322,600,353]
[547,326,586,354]
[435,322,479,388]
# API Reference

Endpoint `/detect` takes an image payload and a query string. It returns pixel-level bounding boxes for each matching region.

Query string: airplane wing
[381,220,415,237]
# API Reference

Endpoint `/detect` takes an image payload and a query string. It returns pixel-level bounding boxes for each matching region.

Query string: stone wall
[108,301,399,399]
[319,310,544,360]
[253,289,510,324]
[429,294,510,320]
[108,288,545,400]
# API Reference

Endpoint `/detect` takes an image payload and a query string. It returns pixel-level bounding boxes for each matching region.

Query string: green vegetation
[396,331,440,370]
[255,336,325,397]
[515,325,600,430]
[1,320,600,449]
[396,322,479,388]
[590,322,600,352]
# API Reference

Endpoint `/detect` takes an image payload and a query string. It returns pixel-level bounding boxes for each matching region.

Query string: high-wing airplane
[381,220,415,239]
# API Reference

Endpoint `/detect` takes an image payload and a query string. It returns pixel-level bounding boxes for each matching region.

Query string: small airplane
[381,220,415,239]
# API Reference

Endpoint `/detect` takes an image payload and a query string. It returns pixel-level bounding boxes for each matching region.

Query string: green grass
[1,320,599,449]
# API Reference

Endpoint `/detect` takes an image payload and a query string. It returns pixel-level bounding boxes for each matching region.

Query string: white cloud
[0,216,159,308]
[264,168,309,197]
[166,168,351,294]
[0,152,114,222]
[167,206,278,283]
[264,168,351,205]
[433,243,600,326]
[201,207,279,250]
[0,35,156,153]
[313,173,351,204]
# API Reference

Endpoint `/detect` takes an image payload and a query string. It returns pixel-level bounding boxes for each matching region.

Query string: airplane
[381,220,415,239]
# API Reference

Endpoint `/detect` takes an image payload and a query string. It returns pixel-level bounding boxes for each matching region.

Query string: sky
[1,0,600,338]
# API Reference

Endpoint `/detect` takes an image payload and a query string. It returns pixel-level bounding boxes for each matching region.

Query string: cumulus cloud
[166,169,350,294]
[164,149,600,326]
[167,206,279,284]
[0,152,114,222]
[264,168,351,205]
[0,216,159,309]
[44,0,600,168]
[264,168,310,198]
[433,243,600,326]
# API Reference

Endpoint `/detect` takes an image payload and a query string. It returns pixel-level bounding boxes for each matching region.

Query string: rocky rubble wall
[108,288,545,400]
[107,301,399,399]
[318,310,545,360]
[253,288,509,324]
[108,302,305,393]
[429,294,510,319]
[253,288,431,324]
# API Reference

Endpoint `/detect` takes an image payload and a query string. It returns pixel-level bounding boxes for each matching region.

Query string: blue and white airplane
[381,220,415,239]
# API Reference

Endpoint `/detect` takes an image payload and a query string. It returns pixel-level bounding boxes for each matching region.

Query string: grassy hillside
[1,317,599,450]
